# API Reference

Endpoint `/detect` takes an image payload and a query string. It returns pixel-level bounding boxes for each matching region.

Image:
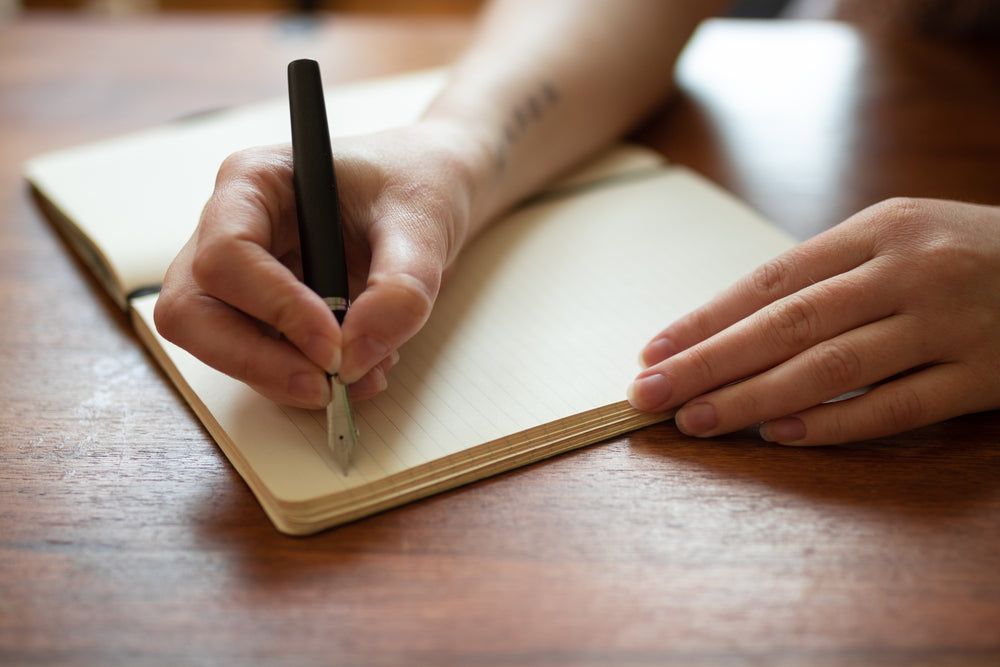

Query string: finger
[639,219,877,368]
[191,150,342,373]
[758,362,979,445]
[673,312,931,437]
[338,230,444,384]
[154,289,332,409]
[347,350,401,401]
[629,261,897,414]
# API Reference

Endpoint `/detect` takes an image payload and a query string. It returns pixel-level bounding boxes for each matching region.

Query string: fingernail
[760,417,806,443]
[304,333,340,375]
[676,402,718,435]
[640,336,676,368]
[627,373,672,412]
[288,371,330,407]
[340,335,389,385]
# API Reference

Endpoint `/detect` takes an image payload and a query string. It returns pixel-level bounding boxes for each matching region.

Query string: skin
[628,198,1000,444]
[155,0,1000,444]
[156,126,474,407]
[156,0,721,408]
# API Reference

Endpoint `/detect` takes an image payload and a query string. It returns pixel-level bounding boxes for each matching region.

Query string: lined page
[130,165,794,530]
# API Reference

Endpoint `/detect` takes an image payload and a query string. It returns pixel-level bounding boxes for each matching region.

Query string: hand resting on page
[628,198,1000,445]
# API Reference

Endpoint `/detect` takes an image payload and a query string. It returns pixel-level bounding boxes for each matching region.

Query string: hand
[627,198,1000,445]
[154,121,482,409]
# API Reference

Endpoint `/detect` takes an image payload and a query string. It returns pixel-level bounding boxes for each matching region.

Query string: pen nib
[327,375,359,475]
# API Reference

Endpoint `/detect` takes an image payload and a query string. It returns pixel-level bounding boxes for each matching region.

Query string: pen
[287,58,359,474]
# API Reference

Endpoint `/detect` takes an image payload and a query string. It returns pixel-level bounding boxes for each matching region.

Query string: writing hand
[154,122,479,409]
[628,198,1000,444]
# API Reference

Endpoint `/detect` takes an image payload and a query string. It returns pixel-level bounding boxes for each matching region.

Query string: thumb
[338,232,443,384]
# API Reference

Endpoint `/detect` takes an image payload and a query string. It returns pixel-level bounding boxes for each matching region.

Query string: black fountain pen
[288,58,359,474]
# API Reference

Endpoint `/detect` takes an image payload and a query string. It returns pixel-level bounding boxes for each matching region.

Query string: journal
[25,68,794,534]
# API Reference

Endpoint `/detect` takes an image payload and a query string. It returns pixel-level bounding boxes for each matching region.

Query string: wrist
[405,115,505,254]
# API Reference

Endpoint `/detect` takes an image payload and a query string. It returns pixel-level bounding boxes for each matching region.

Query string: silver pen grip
[327,377,359,475]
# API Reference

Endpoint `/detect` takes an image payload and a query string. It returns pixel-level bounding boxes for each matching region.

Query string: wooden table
[2,11,999,666]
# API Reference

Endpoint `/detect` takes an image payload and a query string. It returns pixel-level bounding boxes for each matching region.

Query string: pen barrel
[288,59,350,318]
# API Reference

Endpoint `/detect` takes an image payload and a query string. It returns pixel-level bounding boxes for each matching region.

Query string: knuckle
[869,197,935,250]
[217,149,256,178]
[880,385,925,432]
[807,340,864,388]
[217,146,286,181]
[820,410,854,445]
[729,389,763,422]
[679,343,717,385]
[875,196,923,223]
[763,294,820,350]
[749,256,794,298]
[868,197,935,240]
[870,197,979,285]
[213,147,292,218]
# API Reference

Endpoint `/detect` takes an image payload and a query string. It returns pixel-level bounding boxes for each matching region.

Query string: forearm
[423,0,725,237]
[155,0,726,407]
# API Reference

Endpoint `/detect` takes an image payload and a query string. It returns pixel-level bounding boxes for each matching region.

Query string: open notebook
[25,69,795,535]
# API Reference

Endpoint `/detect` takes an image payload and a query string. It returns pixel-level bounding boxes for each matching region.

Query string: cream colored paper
[130,166,794,534]
[24,69,448,305]
[26,67,795,534]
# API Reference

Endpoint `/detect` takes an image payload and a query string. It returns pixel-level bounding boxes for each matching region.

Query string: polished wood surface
[2,12,999,665]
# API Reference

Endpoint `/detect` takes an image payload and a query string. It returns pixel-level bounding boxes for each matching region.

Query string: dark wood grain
[2,12,998,666]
